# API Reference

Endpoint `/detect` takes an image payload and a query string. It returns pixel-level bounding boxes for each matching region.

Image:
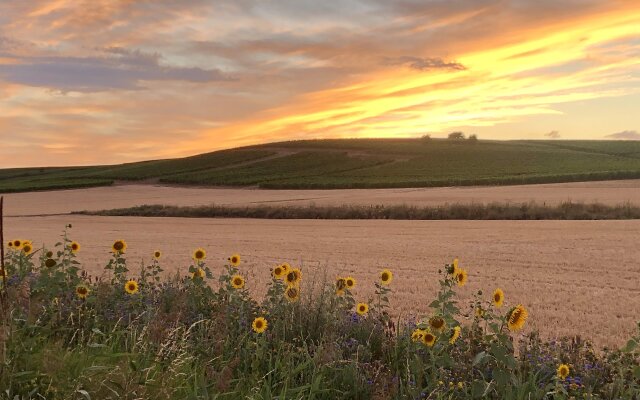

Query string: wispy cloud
[605,130,640,140]
[545,130,561,139]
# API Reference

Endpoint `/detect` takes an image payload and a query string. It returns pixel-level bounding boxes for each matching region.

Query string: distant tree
[448,131,465,140]
[421,134,432,141]
[468,134,478,141]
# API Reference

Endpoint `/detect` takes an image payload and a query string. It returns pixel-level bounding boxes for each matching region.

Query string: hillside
[2,139,640,193]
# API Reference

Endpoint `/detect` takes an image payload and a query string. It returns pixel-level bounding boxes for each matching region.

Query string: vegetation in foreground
[79,201,640,220]
[1,229,639,399]
[3,139,640,192]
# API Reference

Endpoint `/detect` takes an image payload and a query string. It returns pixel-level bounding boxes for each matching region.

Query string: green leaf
[471,380,487,399]
[633,366,640,379]
[623,339,638,353]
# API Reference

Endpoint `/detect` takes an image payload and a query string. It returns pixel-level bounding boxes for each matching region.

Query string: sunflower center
[256,321,263,328]
[381,273,389,281]
[128,284,136,290]
[114,242,123,250]
[234,278,242,285]
[495,294,500,301]
[78,287,87,295]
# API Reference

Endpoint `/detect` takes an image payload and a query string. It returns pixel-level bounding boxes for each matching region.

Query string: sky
[1,0,639,167]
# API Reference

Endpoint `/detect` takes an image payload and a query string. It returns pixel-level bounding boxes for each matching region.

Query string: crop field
[3,139,640,192]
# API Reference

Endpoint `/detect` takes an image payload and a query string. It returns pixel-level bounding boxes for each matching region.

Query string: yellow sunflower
[356,302,369,316]
[493,288,504,308]
[335,277,347,295]
[449,326,461,344]
[285,268,302,286]
[12,239,22,249]
[507,304,528,332]
[153,250,162,260]
[272,264,286,279]
[22,242,34,255]
[451,258,459,275]
[75,284,90,299]
[557,364,570,380]
[228,254,241,267]
[69,241,80,253]
[192,267,206,279]
[111,239,127,254]
[411,328,426,342]
[7,241,14,249]
[231,274,245,289]
[454,269,467,287]
[280,263,291,274]
[284,286,300,302]
[379,269,393,285]
[428,316,446,332]
[345,276,356,289]
[422,330,437,347]
[124,280,139,294]
[192,248,206,261]
[252,316,268,333]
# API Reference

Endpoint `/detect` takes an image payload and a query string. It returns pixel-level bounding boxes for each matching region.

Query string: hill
[2,139,640,192]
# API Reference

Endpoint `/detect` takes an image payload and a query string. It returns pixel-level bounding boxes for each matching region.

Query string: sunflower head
[124,280,139,294]
[272,264,286,279]
[280,263,290,274]
[493,288,504,307]
[228,254,241,267]
[231,274,245,289]
[111,239,127,254]
[356,302,369,316]
[454,269,468,287]
[252,317,268,333]
[22,243,33,255]
[345,276,356,289]
[428,316,446,332]
[448,258,459,275]
[45,258,57,268]
[507,304,528,332]
[153,250,162,260]
[449,326,461,345]
[557,364,570,380]
[192,267,206,280]
[69,241,80,253]
[7,241,13,248]
[75,284,90,299]
[45,251,53,258]
[192,248,206,261]
[422,331,437,347]
[411,329,426,342]
[335,277,347,295]
[12,239,22,248]
[285,268,302,286]
[284,286,300,302]
[379,269,393,285]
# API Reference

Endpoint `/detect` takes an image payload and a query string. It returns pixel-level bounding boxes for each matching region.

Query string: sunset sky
[1,0,639,167]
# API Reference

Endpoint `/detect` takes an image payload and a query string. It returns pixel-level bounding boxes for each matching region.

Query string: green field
[3,139,640,192]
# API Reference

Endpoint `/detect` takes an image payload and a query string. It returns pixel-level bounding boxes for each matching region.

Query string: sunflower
[356,302,369,316]
[252,317,268,333]
[475,307,485,318]
[449,326,461,344]
[335,277,347,295]
[284,286,300,302]
[111,239,127,254]
[22,242,33,255]
[45,251,53,258]
[45,258,57,268]
[7,241,13,249]
[493,288,504,308]
[75,284,90,299]
[69,241,80,253]
[12,239,22,248]
[272,264,286,279]
[454,269,467,287]
[285,268,302,286]
[153,250,162,260]
[231,274,245,289]
[379,269,393,285]
[507,304,528,332]
[280,263,291,274]
[192,267,206,279]
[428,316,446,332]
[192,248,206,261]
[124,280,139,294]
[422,330,437,347]
[228,254,241,267]
[450,258,459,275]
[345,276,356,289]
[557,364,570,380]
[411,328,426,342]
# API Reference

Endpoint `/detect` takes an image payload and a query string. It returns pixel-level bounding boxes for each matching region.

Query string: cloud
[545,130,561,138]
[605,130,640,140]
[383,56,466,71]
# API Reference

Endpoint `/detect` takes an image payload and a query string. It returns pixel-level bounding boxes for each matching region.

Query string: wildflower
[345,276,356,289]
[449,326,461,344]
[111,239,127,254]
[124,280,139,294]
[356,302,369,316]
[493,288,504,307]
[22,242,33,255]
[285,268,302,286]
[411,329,426,342]
[557,364,570,380]
[153,250,161,259]
[192,248,206,261]
[428,316,446,332]
[422,330,437,347]
[69,241,80,253]
[284,286,300,302]
[228,254,241,267]
[335,277,347,295]
[252,317,268,333]
[475,307,485,318]
[379,269,393,285]
[45,258,56,268]
[75,284,90,299]
[457,382,464,389]
[192,267,206,279]
[454,269,467,286]
[507,304,528,331]
[272,264,286,279]
[231,274,245,289]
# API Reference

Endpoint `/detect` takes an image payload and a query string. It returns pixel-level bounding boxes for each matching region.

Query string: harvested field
[5,213,639,348]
